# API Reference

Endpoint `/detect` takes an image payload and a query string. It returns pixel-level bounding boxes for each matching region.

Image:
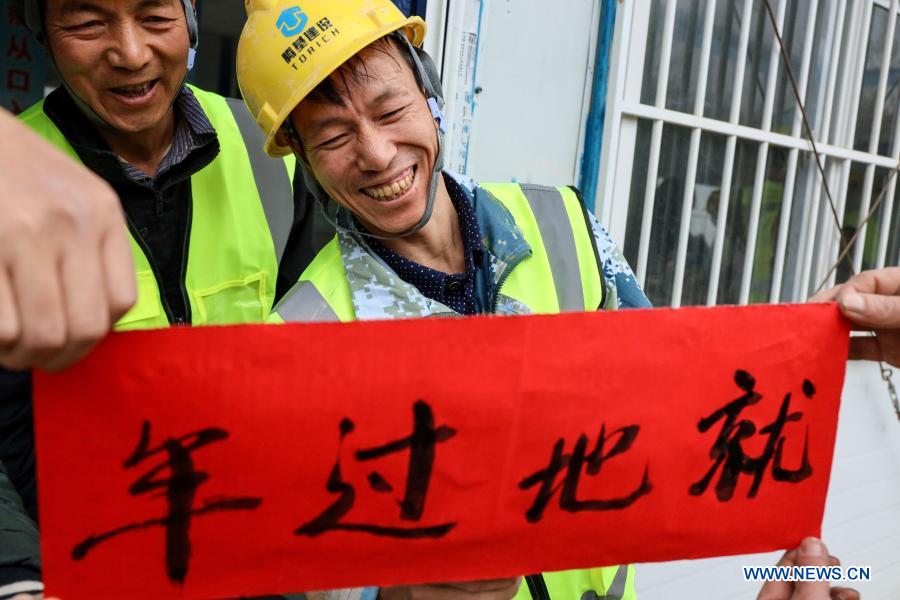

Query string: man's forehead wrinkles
[372,85,404,105]
[137,0,175,10]
[298,52,419,141]
[306,115,352,138]
[341,79,406,111]
[53,0,174,15]
[53,0,107,16]
[345,57,407,93]
[300,83,405,141]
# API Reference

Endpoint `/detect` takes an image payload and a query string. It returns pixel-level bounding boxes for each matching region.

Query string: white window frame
[597,0,900,307]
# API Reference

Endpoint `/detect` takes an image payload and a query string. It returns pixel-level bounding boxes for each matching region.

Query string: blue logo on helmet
[276,7,309,37]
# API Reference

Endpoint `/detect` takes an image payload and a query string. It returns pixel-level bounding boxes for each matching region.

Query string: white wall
[438,0,600,185]
[635,361,900,599]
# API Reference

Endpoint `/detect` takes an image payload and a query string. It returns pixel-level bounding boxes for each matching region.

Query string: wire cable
[762,0,900,421]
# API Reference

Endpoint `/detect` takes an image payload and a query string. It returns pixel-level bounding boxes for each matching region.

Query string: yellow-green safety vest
[271,183,636,600]
[18,85,296,330]
[272,184,607,322]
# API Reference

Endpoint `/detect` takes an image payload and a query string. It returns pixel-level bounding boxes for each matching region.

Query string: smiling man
[237,1,648,598]
[239,1,650,327]
[0,0,327,597]
[15,0,316,327]
[39,0,191,175]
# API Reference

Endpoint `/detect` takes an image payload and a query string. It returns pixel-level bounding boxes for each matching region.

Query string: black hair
[280,32,426,155]
[305,33,425,107]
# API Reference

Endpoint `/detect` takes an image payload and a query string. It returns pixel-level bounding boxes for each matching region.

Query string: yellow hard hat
[238,0,427,157]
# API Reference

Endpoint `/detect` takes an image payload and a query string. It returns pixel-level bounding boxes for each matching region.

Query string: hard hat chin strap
[62,80,115,130]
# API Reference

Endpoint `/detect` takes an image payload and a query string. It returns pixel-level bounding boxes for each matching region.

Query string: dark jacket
[0,461,40,598]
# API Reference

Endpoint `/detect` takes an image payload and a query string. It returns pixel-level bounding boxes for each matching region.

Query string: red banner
[33,304,849,599]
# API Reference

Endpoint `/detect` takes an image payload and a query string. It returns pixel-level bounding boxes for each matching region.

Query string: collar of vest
[337,176,534,320]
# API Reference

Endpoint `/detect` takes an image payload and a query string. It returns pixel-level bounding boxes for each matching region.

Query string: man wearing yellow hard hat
[237,0,649,598]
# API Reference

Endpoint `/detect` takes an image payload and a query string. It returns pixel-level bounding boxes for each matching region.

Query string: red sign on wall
[0,0,47,113]
[33,304,849,598]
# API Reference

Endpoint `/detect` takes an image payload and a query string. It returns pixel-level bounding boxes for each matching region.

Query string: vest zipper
[125,216,177,324]
[177,193,194,324]
[490,252,529,313]
[525,574,551,600]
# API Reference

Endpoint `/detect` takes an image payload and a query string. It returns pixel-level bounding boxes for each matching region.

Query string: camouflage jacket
[332,171,650,320]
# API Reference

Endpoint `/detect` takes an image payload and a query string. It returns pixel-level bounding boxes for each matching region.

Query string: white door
[435,0,602,185]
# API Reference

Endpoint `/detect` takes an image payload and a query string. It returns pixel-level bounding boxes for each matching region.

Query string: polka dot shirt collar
[364,173,482,315]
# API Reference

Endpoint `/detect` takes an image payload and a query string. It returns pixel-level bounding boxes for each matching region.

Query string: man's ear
[276,120,308,163]
[274,127,294,153]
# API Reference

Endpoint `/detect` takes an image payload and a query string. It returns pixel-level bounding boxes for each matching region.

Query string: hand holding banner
[33,303,849,598]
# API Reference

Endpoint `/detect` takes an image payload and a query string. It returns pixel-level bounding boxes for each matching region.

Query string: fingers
[380,579,522,600]
[0,243,66,371]
[830,586,860,600]
[838,289,900,330]
[757,549,796,600]
[0,215,116,372]
[809,284,843,304]
[0,112,135,371]
[100,208,137,323]
[792,537,831,600]
[830,267,900,330]
[438,578,521,593]
[811,268,900,332]
[0,267,20,352]
[779,549,798,566]
[757,538,833,600]
[376,587,410,600]
[42,238,112,372]
[844,267,900,296]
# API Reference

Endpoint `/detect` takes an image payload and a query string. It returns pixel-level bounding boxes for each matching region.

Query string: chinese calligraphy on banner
[33,304,850,599]
[0,0,47,113]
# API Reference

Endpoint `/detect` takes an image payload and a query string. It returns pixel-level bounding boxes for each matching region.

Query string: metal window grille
[596,0,900,307]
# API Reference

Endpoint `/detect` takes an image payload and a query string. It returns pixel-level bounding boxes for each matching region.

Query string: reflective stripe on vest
[272,237,354,323]
[518,184,585,312]
[516,565,634,600]
[276,182,604,322]
[225,97,293,264]
[480,183,604,313]
[606,565,630,599]
[18,86,296,329]
[274,281,340,323]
